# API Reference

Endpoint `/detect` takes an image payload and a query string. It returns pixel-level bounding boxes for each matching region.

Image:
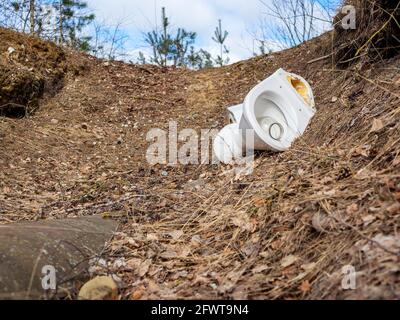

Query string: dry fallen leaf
[312,211,336,232]
[362,214,376,226]
[146,233,158,241]
[259,251,271,259]
[271,239,283,250]
[299,280,311,293]
[301,262,316,272]
[131,290,143,300]
[191,235,203,248]
[386,203,400,215]
[231,215,255,232]
[346,203,359,215]
[361,234,400,261]
[282,265,297,276]
[370,118,384,133]
[80,165,91,174]
[126,258,141,271]
[253,197,267,207]
[281,255,299,268]
[169,230,184,240]
[320,189,337,197]
[252,265,269,274]
[354,145,370,158]
[160,249,178,259]
[138,259,152,277]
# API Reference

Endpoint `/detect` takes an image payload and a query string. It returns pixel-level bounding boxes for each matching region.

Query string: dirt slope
[0,28,399,300]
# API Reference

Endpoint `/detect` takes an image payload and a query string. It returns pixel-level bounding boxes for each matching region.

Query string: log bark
[0,216,118,300]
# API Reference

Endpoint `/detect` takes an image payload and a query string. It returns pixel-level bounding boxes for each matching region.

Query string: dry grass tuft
[333,0,400,66]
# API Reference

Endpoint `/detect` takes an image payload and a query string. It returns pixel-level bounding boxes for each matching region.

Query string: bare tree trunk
[162,7,168,66]
[22,0,30,33]
[59,1,64,45]
[29,0,35,34]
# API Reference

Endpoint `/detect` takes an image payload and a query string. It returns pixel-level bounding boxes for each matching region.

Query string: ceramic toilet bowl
[239,68,316,152]
[214,68,316,163]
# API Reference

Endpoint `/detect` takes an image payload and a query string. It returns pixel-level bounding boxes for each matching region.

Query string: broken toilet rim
[214,68,316,164]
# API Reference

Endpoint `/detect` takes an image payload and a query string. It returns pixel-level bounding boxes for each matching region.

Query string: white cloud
[86,0,337,63]
[86,0,270,62]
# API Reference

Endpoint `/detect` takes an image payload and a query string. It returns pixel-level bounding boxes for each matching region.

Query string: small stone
[161,171,168,177]
[81,123,88,130]
[331,96,338,103]
[116,137,123,145]
[78,276,118,300]
[50,119,59,124]
[7,47,15,55]
[210,283,218,290]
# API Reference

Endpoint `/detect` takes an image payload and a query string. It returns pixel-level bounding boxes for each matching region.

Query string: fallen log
[0,216,118,300]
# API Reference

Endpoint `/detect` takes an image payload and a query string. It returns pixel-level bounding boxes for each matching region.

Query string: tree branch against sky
[0,0,343,64]
[258,0,341,49]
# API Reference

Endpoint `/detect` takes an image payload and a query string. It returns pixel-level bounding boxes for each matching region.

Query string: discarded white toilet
[213,68,316,164]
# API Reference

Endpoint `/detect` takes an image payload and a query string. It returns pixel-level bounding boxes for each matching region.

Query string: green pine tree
[212,19,229,66]
[53,0,95,51]
[187,47,214,70]
[144,7,200,68]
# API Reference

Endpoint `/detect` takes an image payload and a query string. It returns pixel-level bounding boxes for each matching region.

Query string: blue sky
[86,0,339,63]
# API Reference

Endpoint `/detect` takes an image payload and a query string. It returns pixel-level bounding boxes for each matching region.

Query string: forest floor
[1,27,399,299]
